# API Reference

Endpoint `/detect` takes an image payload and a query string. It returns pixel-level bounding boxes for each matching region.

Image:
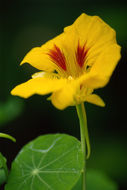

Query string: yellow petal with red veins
[64,13,120,72]
[20,47,55,72]
[11,13,121,110]
[11,77,67,98]
[85,94,105,107]
[20,33,67,72]
[79,43,121,89]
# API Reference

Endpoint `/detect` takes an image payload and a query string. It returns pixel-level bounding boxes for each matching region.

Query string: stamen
[68,76,73,80]
[76,41,88,68]
[48,45,67,71]
[32,72,45,79]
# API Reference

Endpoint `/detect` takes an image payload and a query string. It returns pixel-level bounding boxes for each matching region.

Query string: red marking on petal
[76,42,88,68]
[48,45,67,71]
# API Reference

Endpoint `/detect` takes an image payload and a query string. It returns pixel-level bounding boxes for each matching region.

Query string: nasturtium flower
[11,13,121,110]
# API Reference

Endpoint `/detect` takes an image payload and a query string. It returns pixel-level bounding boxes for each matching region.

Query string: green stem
[76,103,90,190]
[0,133,16,142]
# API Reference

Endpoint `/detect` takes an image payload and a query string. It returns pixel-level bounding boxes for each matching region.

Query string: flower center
[68,75,74,80]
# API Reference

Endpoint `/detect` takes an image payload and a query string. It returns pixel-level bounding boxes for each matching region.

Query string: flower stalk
[76,103,90,190]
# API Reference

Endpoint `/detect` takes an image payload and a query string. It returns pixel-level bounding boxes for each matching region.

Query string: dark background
[0,0,127,189]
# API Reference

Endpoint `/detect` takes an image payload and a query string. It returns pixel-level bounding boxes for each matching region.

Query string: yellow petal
[79,43,121,89]
[12,13,121,110]
[11,77,67,98]
[85,94,105,107]
[20,47,55,72]
[65,13,116,47]
[20,13,120,76]
[51,81,79,110]
[90,44,121,78]
[20,33,68,73]
[64,13,120,73]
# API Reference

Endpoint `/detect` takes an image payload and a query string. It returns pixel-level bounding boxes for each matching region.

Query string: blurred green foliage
[0,97,24,127]
[0,153,8,186]
[73,170,118,190]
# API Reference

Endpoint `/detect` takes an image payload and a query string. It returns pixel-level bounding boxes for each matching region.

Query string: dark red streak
[76,42,88,68]
[48,45,67,71]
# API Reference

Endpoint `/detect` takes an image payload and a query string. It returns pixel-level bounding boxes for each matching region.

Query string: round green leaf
[5,134,84,190]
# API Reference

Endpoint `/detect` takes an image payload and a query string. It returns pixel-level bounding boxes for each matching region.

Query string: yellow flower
[11,13,121,110]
